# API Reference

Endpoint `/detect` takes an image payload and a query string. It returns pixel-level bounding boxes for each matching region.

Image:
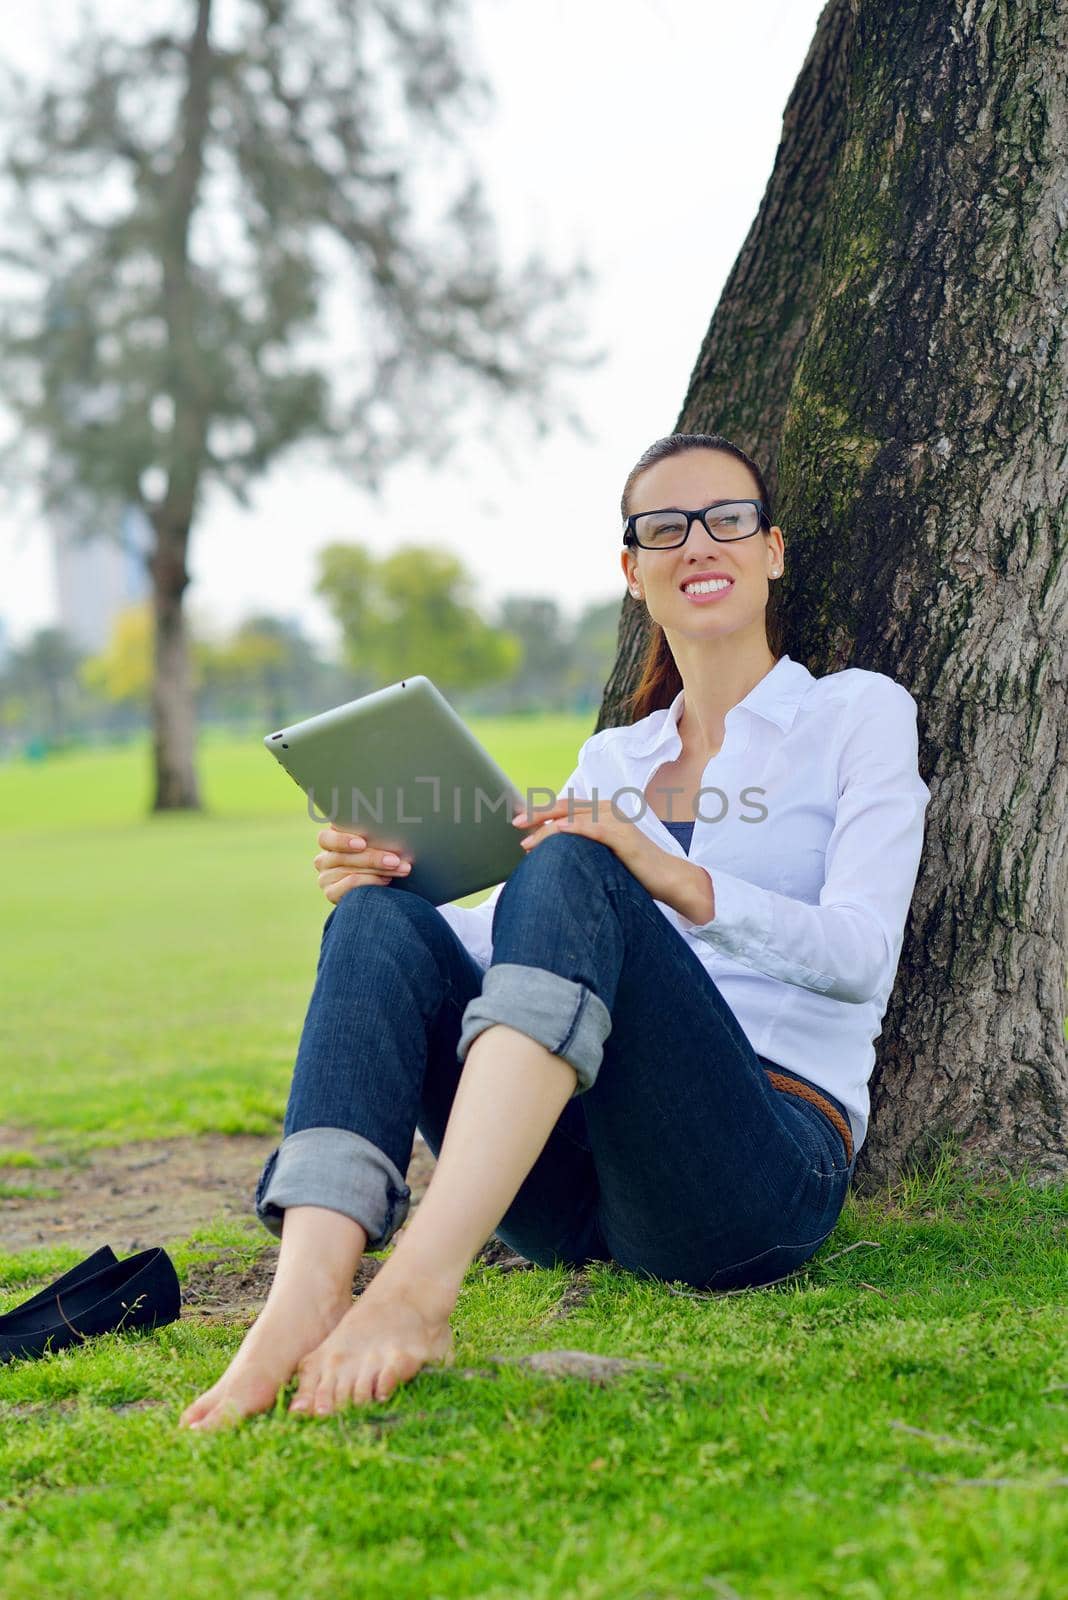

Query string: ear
[621,549,641,596]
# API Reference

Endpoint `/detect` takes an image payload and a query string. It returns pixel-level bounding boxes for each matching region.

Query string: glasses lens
[703,502,760,539]
[632,503,761,547]
[632,510,688,548]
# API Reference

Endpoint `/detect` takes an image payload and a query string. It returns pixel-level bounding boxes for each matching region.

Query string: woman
[179,432,930,1431]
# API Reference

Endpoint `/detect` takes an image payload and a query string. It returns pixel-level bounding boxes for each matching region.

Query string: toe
[312,1371,340,1416]
[179,1390,216,1428]
[373,1361,400,1403]
[194,1397,243,1433]
[348,1366,376,1407]
[289,1357,320,1415]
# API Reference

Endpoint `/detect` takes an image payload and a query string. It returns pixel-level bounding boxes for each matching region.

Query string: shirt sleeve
[674,680,931,1004]
[433,739,595,972]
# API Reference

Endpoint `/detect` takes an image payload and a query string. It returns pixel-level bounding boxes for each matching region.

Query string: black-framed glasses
[622,499,770,550]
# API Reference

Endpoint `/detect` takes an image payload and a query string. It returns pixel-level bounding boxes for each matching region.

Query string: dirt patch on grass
[180,1244,394,1323]
[0,1131,618,1326]
[544,1267,598,1320]
[0,1127,440,1259]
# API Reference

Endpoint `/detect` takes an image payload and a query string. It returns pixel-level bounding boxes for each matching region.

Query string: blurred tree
[195,613,327,727]
[0,0,602,812]
[493,597,574,712]
[1,626,86,742]
[80,601,154,710]
[563,596,626,712]
[316,541,519,697]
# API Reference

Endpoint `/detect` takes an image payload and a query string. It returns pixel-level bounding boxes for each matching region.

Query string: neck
[667,630,778,756]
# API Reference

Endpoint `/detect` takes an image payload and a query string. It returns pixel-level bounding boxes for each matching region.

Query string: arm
[673,680,931,1004]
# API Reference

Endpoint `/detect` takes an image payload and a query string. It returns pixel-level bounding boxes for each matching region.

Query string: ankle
[373,1254,462,1323]
[272,1204,369,1295]
[265,1258,358,1311]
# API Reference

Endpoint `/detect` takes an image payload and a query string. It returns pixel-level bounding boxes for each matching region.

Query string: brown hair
[620,432,784,723]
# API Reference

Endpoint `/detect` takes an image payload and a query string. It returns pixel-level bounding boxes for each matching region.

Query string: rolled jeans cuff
[456,962,612,1097]
[254,1126,412,1252]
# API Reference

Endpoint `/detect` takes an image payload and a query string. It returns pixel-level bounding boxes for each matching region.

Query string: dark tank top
[659,817,696,854]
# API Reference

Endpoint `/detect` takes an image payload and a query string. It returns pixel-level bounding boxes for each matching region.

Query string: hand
[511,797,690,910]
[313,826,413,906]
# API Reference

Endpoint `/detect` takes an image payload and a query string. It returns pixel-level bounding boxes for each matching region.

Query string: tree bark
[149,520,201,812]
[600,0,1068,1186]
[150,0,214,811]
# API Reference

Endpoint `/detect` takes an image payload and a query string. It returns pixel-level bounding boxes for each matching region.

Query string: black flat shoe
[0,1245,118,1328]
[0,1247,181,1364]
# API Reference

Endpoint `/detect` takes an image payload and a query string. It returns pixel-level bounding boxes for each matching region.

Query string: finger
[315,851,412,875]
[380,853,413,874]
[521,810,602,851]
[318,827,367,852]
[318,867,367,888]
[320,870,392,901]
[511,803,565,827]
[512,799,597,828]
[325,879,380,905]
[314,845,412,871]
[519,817,568,849]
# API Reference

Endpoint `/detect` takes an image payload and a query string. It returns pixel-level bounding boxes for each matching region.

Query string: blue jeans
[255,832,858,1291]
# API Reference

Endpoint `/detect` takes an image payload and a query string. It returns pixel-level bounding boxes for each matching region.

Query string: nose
[687,520,731,551]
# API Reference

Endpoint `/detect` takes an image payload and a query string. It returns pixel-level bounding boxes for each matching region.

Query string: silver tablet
[264,675,528,904]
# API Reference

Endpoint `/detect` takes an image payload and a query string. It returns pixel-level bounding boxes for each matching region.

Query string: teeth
[683,578,732,594]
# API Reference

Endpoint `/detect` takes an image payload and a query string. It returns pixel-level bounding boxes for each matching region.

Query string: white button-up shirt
[435,653,931,1156]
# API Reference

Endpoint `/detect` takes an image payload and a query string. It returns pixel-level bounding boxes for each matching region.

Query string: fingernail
[383,853,400,866]
[512,812,526,824]
[348,837,365,849]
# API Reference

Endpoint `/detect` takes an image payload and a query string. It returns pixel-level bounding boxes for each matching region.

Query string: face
[620,448,784,638]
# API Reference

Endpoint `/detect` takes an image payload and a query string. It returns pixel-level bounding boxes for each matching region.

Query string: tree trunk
[149,520,201,812]
[149,0,213,812]
[601,0,1068,1187]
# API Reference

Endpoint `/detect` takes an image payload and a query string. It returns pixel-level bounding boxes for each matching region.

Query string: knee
[324,882,440,944]
[510,828,627,892]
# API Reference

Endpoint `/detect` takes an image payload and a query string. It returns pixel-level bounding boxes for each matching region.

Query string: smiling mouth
[680,577,734,594]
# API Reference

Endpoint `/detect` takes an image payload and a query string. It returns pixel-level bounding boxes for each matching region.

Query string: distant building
[51,503,153,655]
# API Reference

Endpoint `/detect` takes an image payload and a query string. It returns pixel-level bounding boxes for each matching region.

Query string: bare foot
[178,1275,354,1432]
[288,1265,458,1415]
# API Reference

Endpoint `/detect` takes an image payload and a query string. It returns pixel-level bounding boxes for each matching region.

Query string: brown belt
[763,1069,854,1165]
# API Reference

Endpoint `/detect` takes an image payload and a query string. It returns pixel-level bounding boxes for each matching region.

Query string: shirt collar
[622,653,814,759]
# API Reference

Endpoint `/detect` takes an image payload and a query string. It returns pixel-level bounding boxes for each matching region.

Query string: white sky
[0,0,826,654]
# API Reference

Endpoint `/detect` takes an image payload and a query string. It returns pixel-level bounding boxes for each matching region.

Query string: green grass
[0,716,592,1144]
[0,732,1065,1599]
[0,1164,1064,1600]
